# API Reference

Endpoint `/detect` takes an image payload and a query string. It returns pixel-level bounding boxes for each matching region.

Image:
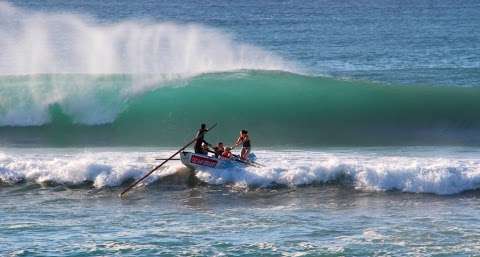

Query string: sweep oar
[231,153,265,167]
[119,123,217,198]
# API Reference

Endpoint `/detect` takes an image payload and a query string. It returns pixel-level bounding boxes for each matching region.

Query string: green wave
[1,71,480,146]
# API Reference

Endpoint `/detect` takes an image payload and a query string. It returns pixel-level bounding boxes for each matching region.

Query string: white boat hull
[180,151,244,170]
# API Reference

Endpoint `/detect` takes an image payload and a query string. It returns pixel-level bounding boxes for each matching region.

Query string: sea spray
[0,2,291,76]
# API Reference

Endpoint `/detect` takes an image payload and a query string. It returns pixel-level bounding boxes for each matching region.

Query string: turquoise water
[2,72,480,146]
[2,1,480,256]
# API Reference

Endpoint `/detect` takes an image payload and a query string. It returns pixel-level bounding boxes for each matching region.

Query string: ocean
[1,1,480,256]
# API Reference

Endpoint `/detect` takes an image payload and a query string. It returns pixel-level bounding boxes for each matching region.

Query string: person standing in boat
[194,124,210,155]
[234,129,251,160]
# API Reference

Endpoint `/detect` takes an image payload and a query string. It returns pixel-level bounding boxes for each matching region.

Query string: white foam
[195,150,480,195]
[0,149,184,188]
[1,148,479,195]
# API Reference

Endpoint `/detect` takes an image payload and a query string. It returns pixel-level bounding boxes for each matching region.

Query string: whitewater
[1,147,480,195]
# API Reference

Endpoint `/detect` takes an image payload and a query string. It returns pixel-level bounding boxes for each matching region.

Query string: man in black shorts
[194,124,210,154]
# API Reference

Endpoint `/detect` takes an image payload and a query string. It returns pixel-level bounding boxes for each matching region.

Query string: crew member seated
[201,143,210,155]
[221,147,233,159]
[213,142,225,158]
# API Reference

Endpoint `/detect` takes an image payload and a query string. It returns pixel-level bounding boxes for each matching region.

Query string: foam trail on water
[0,2,294,126]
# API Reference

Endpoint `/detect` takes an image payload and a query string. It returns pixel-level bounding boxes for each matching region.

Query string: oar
[232,157,258,167]
[155,158,181,161]
[119,123,217,198]
[231,153,265,167]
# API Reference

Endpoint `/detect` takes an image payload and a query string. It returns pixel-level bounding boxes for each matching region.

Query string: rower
[234,129,251,160]
[194,123,210,155]
[222,147,233,159]
[213,142,225,158]
[202,143,210,154]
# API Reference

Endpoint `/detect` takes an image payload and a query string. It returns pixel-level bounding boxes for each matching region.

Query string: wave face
[1,148,479,195]
[1,71,480,146]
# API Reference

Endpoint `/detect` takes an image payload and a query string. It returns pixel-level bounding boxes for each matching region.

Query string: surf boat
[180,151,259,170]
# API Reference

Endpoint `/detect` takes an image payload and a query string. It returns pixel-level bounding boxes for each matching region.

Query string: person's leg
[194,146,201,154]
[241,147,250,160]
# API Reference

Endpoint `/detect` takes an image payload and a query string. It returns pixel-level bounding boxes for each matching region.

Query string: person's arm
[203,139,210,146]
[234,136,242,146]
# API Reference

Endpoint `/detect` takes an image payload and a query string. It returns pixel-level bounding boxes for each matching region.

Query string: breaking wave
[1,71,480,146]
[1,3,480,146]
[1,149,479,195]
[0,2,293,126]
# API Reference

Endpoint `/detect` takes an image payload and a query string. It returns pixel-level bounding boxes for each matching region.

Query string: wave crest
[0,3,293,126]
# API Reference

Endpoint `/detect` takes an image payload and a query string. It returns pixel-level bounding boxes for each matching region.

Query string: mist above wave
[0,2,293,126]
[0,2,291,76]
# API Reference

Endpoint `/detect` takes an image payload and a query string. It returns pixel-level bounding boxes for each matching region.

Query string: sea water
[1,1,480,256]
